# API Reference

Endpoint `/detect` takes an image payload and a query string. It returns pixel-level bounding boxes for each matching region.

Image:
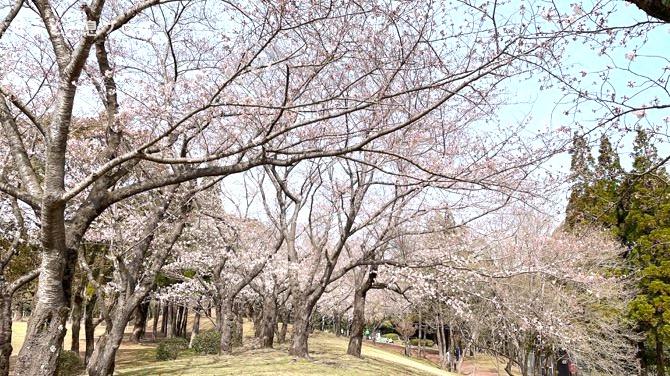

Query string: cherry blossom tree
[78,182,201,376]
[0,0,602,373]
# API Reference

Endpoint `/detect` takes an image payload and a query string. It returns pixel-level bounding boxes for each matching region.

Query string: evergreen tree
[592,134,625,235]
[624,130,670,376]
[565,132,596,229]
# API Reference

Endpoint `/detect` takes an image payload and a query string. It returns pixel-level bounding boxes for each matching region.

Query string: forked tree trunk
[15,246,73,376]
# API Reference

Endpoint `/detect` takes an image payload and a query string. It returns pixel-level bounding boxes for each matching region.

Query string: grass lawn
[10,319,458,376]
[114,330,457,376]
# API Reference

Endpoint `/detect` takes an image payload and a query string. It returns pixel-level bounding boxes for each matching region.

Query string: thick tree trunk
[84,295,98,365]
[219,299,235,354]
[71,291,84,353]
[0,293,13,376]
[347,287,368,357]
[189,311,201,348]
[131,301,149,342]
[15,246,73,376]
[261,295,277,348]
[289,303,315,358]
[86,311,130,376]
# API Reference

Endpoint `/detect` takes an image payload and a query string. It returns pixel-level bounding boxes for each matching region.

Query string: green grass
[10,319,458,375]
[114,330,456,376]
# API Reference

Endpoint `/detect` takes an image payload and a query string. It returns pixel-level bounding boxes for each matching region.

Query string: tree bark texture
[219,299,235,354]
[15,246,72,376]
[0,294,13,376]
[347,289,368,357]
[261,295,277,348]
[289,302,316,358]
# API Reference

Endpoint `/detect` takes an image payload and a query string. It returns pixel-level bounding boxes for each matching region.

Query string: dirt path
[365,341,502,376]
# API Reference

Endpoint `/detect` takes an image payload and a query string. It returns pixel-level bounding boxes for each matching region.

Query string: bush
[409,338,434,347]
[192,331,221,355]
[382,333,399,341]
[57,351,84,376]
[156,337,189,361]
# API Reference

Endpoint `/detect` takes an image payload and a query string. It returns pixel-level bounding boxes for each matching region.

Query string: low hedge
[192,331,221,355]
[156,337,189,361]
[409,338,434,347]
[382,333,399,340]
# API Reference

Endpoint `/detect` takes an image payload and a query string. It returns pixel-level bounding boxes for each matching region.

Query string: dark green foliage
[565,133,594,228]
[57,351,84,376]
[565,129,670,371]
[409,338,434,347]
[191,331,221,355]
[156,337,189,361]
[565,133,624,233]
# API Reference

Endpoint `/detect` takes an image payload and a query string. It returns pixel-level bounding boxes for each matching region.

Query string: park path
[365,340,501,376]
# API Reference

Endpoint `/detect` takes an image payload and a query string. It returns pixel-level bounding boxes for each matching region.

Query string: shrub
[409,338,434,347]
[57,351,84,376]
[382,333,399,341]
[156,337,189,361]
[192,331,221,355]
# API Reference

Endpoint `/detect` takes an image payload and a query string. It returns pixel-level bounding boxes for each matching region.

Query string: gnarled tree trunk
[289,300,317,358]
[261,294,277,348]
[15,245,74,376]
